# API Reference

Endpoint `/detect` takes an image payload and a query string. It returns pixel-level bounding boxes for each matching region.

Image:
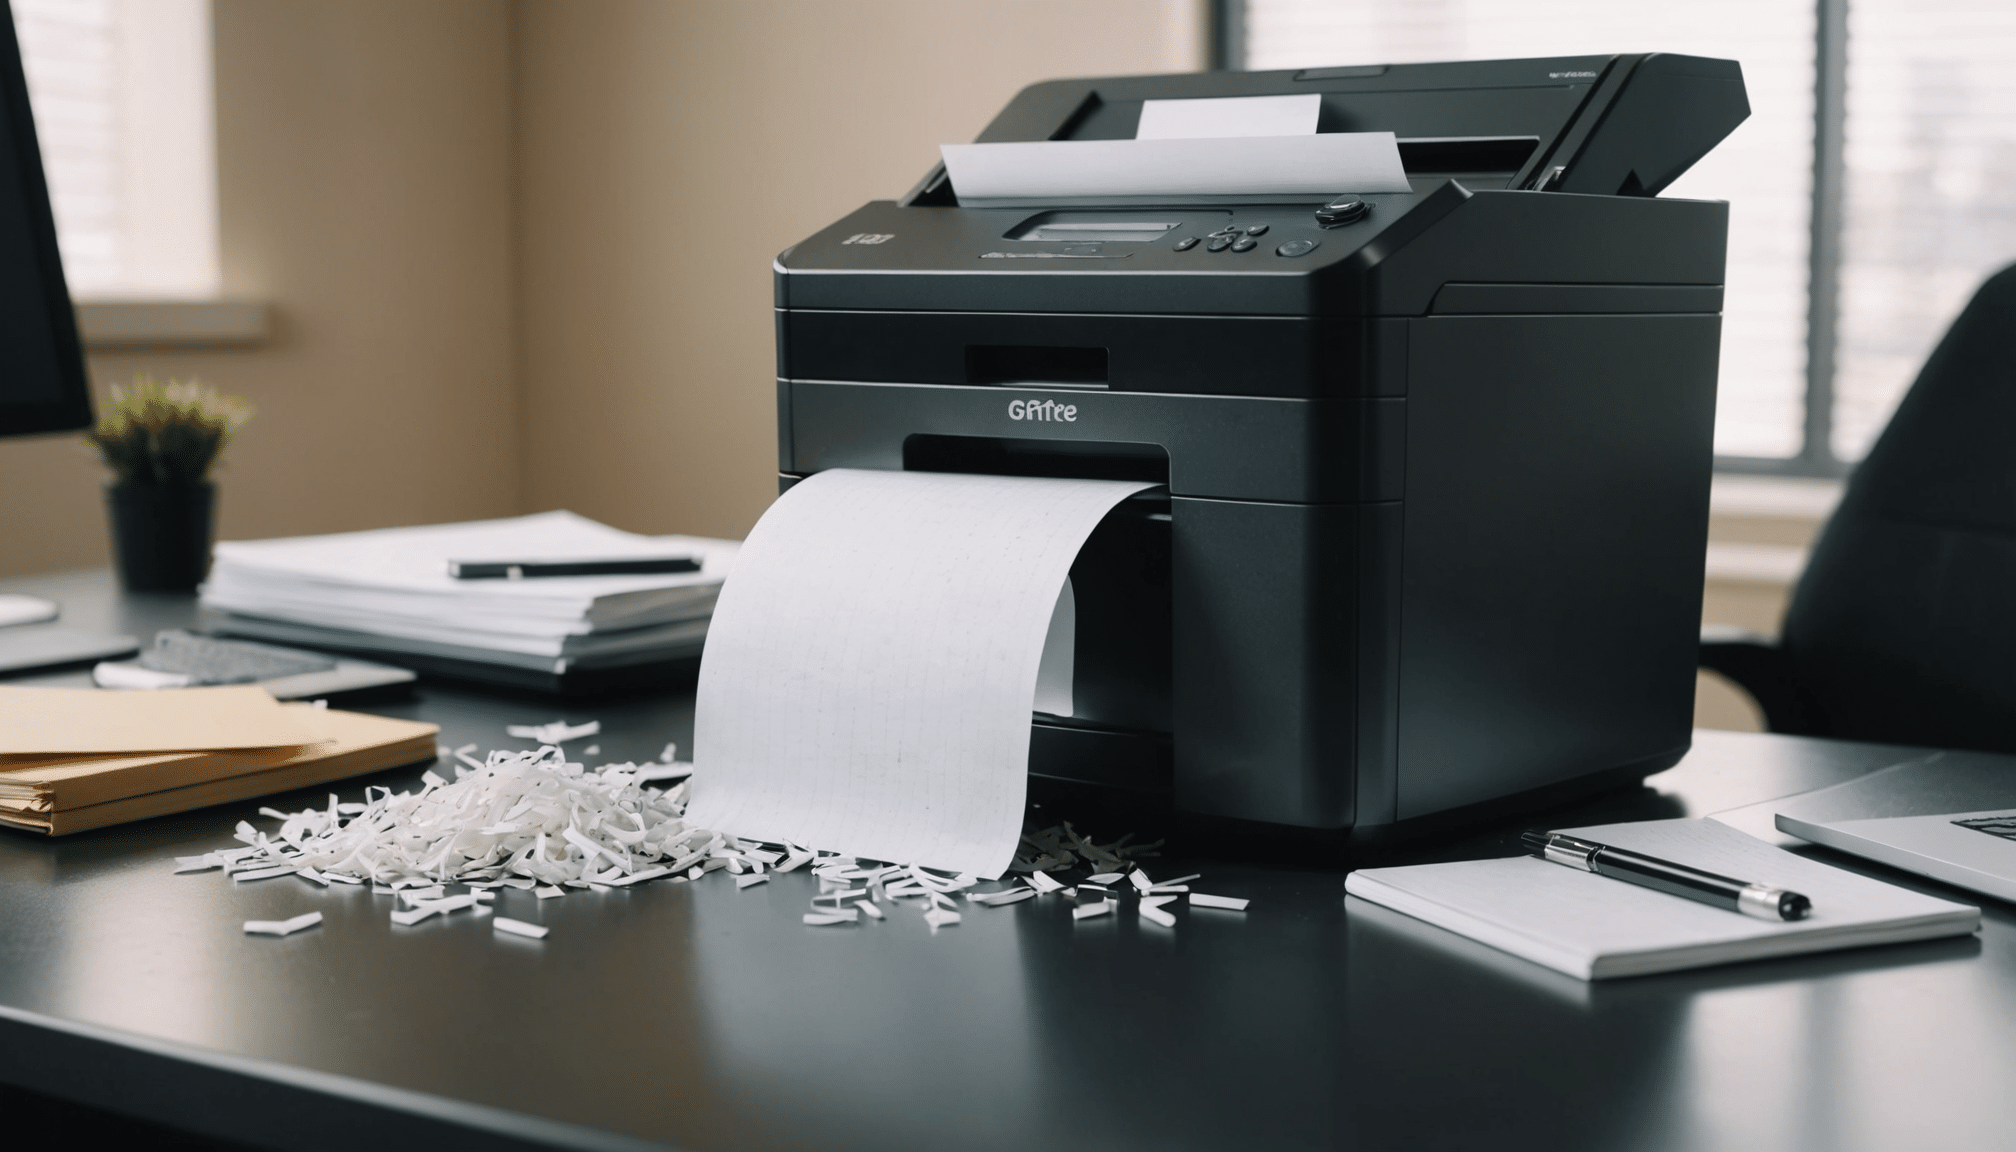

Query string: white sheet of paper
[688,468,1153,877]
[1135,94,1320,139]
[942,133,1409,206]
[0,594,57,628]
[1032,579,1074,718]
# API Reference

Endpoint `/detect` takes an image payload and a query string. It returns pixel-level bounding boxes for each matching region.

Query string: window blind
[11,0,217,299]
[1833,0,2016,459]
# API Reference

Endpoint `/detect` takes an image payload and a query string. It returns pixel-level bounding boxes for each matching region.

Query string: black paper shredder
[771,54,1749,836]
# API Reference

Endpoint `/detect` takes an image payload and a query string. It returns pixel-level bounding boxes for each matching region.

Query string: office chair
[1700,263,2016,754]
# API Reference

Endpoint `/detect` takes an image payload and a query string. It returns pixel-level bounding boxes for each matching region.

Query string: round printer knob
[1314,197,1370,228]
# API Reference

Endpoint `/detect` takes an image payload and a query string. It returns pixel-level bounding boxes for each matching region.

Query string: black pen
[448,557,701,579]
[1521,830,1812,921]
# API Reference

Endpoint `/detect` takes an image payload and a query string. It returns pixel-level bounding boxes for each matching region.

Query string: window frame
[1216,0,1858,479]
[11,0,221,303]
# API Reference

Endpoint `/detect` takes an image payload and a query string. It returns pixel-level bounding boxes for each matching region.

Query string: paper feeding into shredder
[699,54,1750,866]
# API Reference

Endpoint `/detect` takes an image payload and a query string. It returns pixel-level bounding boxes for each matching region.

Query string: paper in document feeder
[1134,93,1321,139]
[942,133,1409,207]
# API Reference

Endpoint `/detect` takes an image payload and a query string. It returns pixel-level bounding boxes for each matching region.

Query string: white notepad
[1346,818,1979,980]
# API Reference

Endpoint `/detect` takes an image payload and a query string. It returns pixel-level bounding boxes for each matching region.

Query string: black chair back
[1782,264,2016,752]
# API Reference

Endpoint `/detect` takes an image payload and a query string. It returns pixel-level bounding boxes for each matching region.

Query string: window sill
[1709,473,1844,521]
[73,299,270,349]
[1704,542,1809,586]
[1708,473,1842,561]
[1704,473,1845,590]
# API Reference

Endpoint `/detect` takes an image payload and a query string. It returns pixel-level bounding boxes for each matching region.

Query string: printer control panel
[966,201,1397,266]
[986,195,1385,262]
[1173,220,1332,259]
[778,190,1442,315]
[1166,198,1371,258]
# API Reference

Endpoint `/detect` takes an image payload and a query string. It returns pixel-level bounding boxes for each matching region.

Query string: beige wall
[1,0,1203,575]
[514,0,1206,539]
[1,0,521,578]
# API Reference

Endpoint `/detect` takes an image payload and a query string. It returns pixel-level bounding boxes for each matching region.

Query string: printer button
[1244,223,1270,236]
[1231,237,1258,252]
[1315,197,1370,228]
[1275,239,1320,258]
[1173,236,1199,251]
[1206,236,1234,252]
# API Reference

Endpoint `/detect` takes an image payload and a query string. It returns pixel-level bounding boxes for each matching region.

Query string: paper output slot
[1397,136,1539,174]
[688,468,1157,876]
[966,345,1108,387]
[1029,721,1172,791]
[1061,499,1171,735]
[904,435,1168,485]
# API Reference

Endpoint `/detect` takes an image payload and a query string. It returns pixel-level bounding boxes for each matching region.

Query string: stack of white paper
[200,511,738,674]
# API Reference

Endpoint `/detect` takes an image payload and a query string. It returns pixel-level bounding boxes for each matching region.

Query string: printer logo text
[842,233,894,245]
[1009,399,1077,422]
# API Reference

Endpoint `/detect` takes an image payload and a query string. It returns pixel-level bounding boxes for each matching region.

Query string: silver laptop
[1780,807,2016,904]
[1756,752,2016,904]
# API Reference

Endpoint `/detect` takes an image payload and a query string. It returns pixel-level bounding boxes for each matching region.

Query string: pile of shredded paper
[800,845,1249,930]
[178,738,1249,940]
[1012,821,1161,874]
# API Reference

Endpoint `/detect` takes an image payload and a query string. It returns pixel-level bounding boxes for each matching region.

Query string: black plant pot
[106,482,215,592]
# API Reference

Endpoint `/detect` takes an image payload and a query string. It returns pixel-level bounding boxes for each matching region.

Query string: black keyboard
[138,630,336,685]
[1952,815,2016,841]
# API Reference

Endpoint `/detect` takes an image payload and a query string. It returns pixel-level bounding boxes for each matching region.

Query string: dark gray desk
[3,570,2013,1152]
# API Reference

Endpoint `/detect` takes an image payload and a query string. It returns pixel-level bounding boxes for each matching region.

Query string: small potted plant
[85,376,251,592]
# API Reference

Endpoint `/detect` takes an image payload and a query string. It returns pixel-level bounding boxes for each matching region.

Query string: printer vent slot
[904,434,1168,485]
[966,344,1109,387]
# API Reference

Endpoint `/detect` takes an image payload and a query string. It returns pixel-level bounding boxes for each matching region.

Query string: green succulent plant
[85,375,252,486]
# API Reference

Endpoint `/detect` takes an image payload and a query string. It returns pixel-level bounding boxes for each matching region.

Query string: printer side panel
[1391,311,1719,820]
[1171,497,1359,827]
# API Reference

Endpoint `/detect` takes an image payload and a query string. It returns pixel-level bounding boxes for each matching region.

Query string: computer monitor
[0,2,133,674]
[0,0,92,438]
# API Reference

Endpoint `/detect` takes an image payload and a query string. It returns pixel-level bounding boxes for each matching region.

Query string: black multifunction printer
[773,55,1749,837]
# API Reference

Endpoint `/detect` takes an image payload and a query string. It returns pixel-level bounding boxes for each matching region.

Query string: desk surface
[3,570,2013,1152]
